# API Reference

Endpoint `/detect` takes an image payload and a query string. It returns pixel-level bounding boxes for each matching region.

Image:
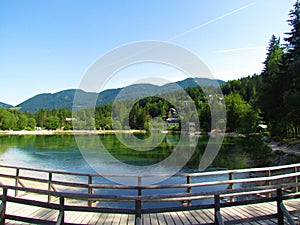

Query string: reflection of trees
[102,134,174,166]
[0,136,36,153]
[0,135,78,155]
[0,134,275,172]
[185,136,248,171]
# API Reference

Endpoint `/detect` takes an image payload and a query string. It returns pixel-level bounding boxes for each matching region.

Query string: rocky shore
[267,141,300,166]
[268,141,300,155]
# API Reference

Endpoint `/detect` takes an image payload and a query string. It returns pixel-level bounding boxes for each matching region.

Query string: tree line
[222,0,300,138]
[0,0,299,138]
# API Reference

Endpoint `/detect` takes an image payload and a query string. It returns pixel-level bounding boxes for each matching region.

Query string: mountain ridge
[0,102,13,109]
[16,78,225,113]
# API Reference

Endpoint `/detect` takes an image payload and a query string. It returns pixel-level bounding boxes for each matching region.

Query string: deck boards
[3,198,300,224]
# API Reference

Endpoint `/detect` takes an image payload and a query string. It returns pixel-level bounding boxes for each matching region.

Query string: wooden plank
[283,199,300,211]
[75,211,92,224]
[119,214,129,225]
[169,212,183,225]
[142,213,151,225]
[221,207,242,221]
[104,213,116,224]
[149,213,160,225]
[88,213,103,224]
[65,211,86,224]
[175,211,190,224]
[244,204,274,217]
[26,207,56,221]
[182,211,199,224]
[156,213,167,225]
[78,212,95,224]
[163,213,175,225]
[42,208,58,221]
[112,213,122,225]
[231,205,264,218]
[7,203,44,220]
[256,202,277,214]
[96,213,109,225]
[127,214,136,225]
[201,209,215,223]
[188,210,208,224]
[192,209,214,224]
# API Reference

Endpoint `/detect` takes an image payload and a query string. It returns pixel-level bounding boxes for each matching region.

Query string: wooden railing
[0,184,299,225]
[0,163,300,224]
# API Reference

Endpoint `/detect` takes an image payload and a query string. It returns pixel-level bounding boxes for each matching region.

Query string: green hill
[17,78,225,113]
[0,102,13,109]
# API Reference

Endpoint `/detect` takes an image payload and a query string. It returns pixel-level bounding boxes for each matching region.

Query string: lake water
[0,134,249,174]
[0,134,251,208]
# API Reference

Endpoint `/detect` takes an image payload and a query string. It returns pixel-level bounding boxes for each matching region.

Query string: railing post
[57,196,65,225]
[0,188,7,225]
[267,170,272,198]
[277,188,284,225]
[214,194,224,225]
[295,166,299,193]
[183,175,192,206]
[228,173,234,202]
[48,172,52,203]
[88,175,93,207]
[137,176,142,196]
[186,175,191,193]
[135,199,142,225]
[15,168,20,197]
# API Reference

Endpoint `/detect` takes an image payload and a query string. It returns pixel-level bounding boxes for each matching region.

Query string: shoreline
[0,129,147,136]
[0,130,238,136]
[267,141,300,156]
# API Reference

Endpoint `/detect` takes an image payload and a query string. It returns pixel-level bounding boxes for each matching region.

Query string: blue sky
[0,0,295,105]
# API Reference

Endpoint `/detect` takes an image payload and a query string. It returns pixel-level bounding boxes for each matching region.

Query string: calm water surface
[0,134,248,173]
[0,134,252,207]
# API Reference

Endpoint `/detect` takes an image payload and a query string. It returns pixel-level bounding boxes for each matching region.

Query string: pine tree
[283,0,300,137]
[258,35,285,136]
[285,0,300,61]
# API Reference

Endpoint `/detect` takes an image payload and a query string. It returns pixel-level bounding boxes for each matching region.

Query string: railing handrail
[1,163,300,225]
[1,184,299,225]
[1,167,299,191]
[1,182,299,203]
[0,163,299,179]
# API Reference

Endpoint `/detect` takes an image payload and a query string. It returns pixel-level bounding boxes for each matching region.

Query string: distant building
[257,124,268,132]
[166,117,179,126]
[65,118,76,122]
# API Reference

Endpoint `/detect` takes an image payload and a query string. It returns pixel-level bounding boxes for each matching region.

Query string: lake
[0,134,261,208]
[0,134,250,174]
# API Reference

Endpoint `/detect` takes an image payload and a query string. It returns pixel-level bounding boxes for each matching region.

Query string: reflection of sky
[0,146,94,174]
[0,136,246,208]
[0,147,34,167]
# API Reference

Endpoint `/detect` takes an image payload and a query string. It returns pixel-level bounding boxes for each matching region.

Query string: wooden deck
[3,197,300,224]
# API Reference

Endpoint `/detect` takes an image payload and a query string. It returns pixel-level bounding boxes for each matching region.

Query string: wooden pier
[0,163,300,224]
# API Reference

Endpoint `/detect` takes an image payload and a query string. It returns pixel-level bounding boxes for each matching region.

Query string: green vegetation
[15,78,225,113]
[222,0,300,138]
[0,1,299,139]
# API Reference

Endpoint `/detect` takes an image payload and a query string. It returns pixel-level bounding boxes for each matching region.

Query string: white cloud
[213,46,265,54]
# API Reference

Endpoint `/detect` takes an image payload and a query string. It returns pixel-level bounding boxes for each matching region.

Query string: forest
[0,0,299,138]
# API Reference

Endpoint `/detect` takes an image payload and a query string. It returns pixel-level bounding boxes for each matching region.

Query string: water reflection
[0,134,254,207]
[0,134,250,174]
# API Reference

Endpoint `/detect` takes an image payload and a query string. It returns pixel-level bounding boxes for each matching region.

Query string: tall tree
[258,35,285,136]
[283,0,300,137]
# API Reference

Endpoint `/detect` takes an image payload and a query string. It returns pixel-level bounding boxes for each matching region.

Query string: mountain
[17,89,97,113]
[0,102,13,109]
[17,78,226,113]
